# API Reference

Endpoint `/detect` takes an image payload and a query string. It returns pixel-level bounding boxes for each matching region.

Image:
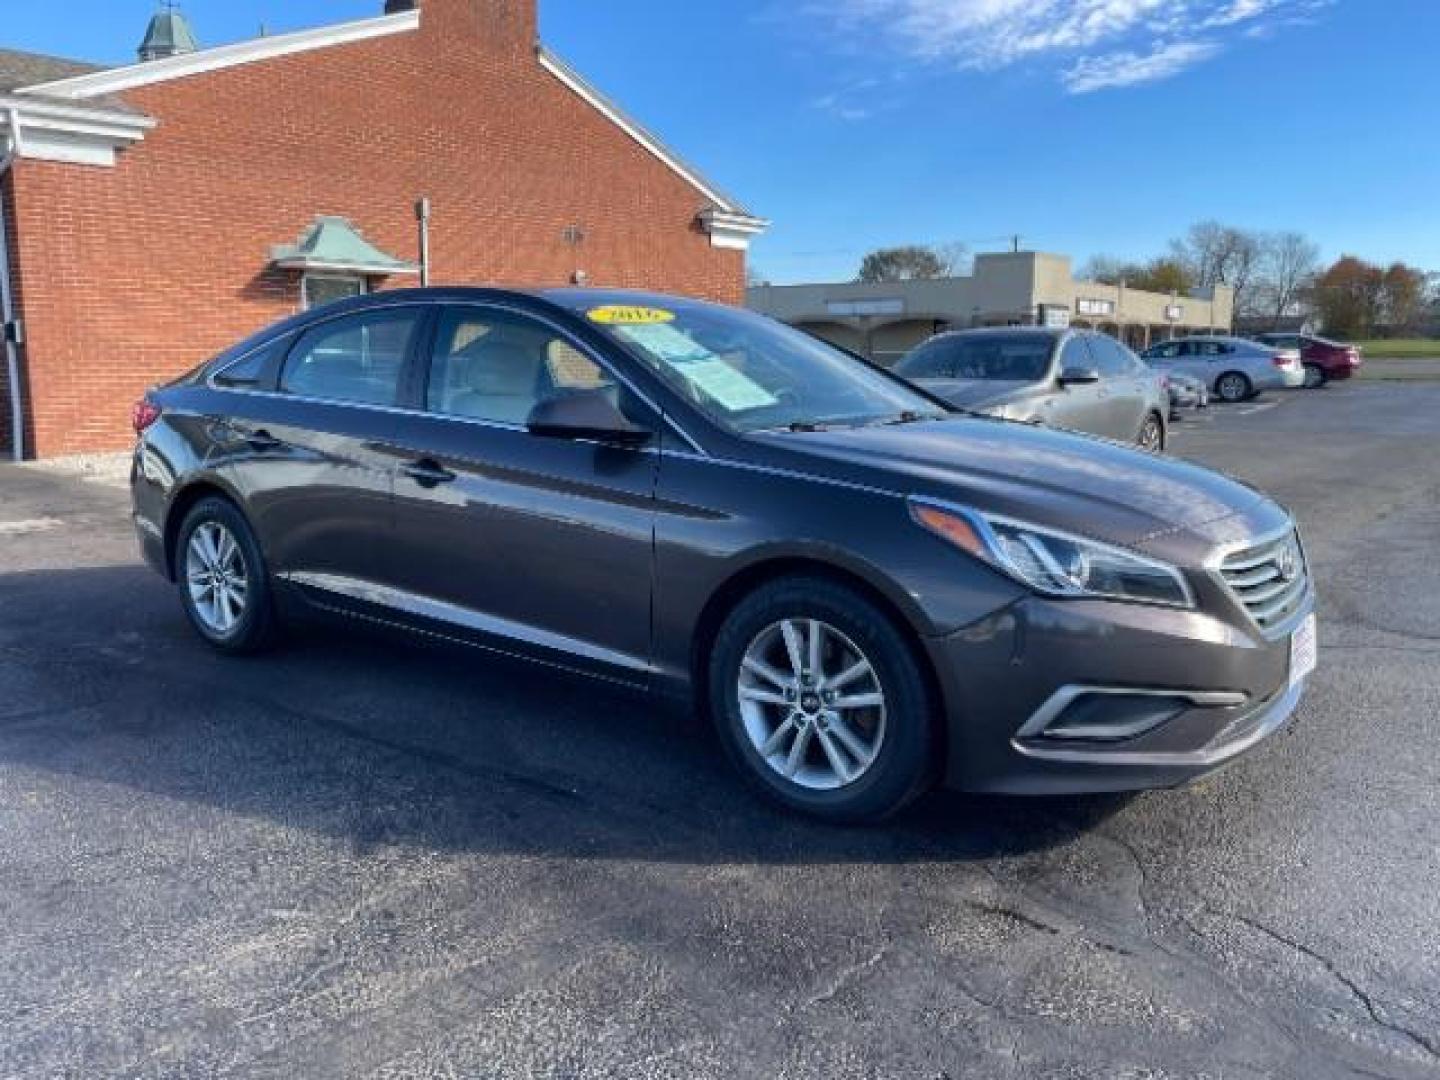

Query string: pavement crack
[1216,908,1440,1062]
[801,945,891,1009]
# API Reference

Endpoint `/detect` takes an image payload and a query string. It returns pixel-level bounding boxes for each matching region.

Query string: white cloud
[1062,39,1221,92]
[813,0,1333,92]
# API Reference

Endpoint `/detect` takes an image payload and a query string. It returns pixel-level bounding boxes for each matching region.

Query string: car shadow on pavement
[0,565,1133,867]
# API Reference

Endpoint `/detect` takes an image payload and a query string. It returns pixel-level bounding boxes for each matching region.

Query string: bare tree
[1079,254,1137,285]
[933,241,971,277]
[1258,231,1321,320]
[1171,221,1265,314]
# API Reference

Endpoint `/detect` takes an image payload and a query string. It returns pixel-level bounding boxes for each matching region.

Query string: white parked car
[1141,336,1304,402]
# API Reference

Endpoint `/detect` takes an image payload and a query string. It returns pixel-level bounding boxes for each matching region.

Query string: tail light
[132,396,162,434]
[1272,355,1289,368]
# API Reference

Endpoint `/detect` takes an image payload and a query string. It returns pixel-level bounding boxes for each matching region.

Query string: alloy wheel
[1303,364,1324,389]
[737,618,887,791]
[1217,374,1249,403]
[185,522,249,636]
[1139,415,1164,452]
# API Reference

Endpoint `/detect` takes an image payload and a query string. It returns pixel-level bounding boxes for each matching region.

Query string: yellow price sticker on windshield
[587,305,676,326]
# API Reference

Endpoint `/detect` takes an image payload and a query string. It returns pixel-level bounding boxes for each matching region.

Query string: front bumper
[926,590,1313,795]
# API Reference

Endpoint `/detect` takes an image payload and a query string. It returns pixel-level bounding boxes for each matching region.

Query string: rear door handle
[401,459,457,488]
[216,421,284,451]
[242,428,284,451]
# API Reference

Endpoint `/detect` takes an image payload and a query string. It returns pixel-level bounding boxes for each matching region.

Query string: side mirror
[527,389,651,447]
[1058,367,1101,387]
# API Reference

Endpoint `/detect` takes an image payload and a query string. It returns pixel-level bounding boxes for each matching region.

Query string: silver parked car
[1141,335,1303,403]
[896,328,1169,451]
[1157,369,1209,418]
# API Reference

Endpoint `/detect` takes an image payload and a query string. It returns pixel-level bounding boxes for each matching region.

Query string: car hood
[912,378,1034,412]
[754,418,1286,560]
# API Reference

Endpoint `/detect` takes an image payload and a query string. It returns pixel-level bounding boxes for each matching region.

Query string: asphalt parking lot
[2,383,1438,1079]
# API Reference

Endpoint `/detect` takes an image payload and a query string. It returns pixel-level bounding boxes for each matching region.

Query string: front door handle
[401,459,457,488]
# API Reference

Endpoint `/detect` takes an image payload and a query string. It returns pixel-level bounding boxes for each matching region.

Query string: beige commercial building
[748,252,1234,364]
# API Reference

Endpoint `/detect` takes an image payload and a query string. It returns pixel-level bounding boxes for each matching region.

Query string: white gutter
[1,107,23,461]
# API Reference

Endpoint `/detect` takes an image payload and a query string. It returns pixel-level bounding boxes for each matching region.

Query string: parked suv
[1141,335,1304,402]
[132,289,1316,823]
[1255,333,1363,388]
[895,328,1169,451]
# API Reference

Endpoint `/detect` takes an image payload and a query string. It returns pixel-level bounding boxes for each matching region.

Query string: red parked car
[1256,333,1363,388]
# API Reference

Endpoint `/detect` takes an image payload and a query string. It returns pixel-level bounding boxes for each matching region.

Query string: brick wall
[7,0,747,457]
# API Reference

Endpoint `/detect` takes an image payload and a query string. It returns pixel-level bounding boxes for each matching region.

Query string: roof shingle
[0,47,104,94]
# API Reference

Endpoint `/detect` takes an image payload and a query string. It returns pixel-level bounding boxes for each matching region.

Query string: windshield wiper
[870,410,935,427]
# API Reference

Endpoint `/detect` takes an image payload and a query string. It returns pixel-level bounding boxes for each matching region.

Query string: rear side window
[1195,341,1232,356]
[212,336,289,389]
[280,309,421,406]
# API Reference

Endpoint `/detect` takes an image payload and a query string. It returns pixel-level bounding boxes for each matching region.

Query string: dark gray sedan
[895,328,1169,451]
[131,288,1315,823]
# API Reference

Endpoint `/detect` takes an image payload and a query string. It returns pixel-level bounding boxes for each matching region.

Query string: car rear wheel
[708,577,937,823]
[1215,372,1253,403]
[176,497,277,654]
[1137,411,1166,453]
[1303,363,1326,389]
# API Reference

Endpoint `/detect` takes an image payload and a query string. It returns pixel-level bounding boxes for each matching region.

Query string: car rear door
[209,304,428,596]
[376,303,659,683]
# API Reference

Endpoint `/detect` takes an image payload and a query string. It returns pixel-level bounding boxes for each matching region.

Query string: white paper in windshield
[617,324,779,412]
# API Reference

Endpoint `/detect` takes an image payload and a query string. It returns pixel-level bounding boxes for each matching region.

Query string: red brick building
[0,0,766,458]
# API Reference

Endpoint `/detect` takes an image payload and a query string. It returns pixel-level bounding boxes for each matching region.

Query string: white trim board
[20,10,421,100]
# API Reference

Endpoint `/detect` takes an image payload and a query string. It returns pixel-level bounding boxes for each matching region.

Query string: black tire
[707,576,937,824]
[175,496,277,655]
[1137,411,1166,453]
[1215,371,1253,403]
[1303,363,1327,389]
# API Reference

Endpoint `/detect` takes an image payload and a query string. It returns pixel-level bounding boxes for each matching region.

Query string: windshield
[896,333,1056,382]
[583,302,948,433]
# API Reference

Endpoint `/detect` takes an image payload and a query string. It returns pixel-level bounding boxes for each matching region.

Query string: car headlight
[909,499,1194,608]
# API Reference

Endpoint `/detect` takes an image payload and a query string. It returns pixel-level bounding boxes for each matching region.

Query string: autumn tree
[1380,262,1427,331]
[1311,256,1384,337]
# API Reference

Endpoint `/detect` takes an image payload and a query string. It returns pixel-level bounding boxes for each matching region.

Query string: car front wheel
[1137,411,1166,452]
[176,497,277,654]
[708,577,937,823]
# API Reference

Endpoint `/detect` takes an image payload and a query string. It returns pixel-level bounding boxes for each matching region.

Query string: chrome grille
[1219,530,1309,634]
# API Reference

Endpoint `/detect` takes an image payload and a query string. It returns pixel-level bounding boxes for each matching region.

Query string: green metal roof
[270,216,419,276]
[138,11,199,62]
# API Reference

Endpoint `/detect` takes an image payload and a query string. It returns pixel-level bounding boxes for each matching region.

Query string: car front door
[378,303,660,683]
[211,305,428,596]
[1090,335,1150,439]
[1048,334,1109,435]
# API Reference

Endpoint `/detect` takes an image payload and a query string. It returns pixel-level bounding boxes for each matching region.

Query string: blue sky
[6,1,1439,283]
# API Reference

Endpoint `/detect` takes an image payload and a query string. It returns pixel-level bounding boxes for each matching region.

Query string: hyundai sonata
[132,289,1317,823]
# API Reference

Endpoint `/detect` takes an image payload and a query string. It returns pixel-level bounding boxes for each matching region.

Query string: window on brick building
[302,274,367,311]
